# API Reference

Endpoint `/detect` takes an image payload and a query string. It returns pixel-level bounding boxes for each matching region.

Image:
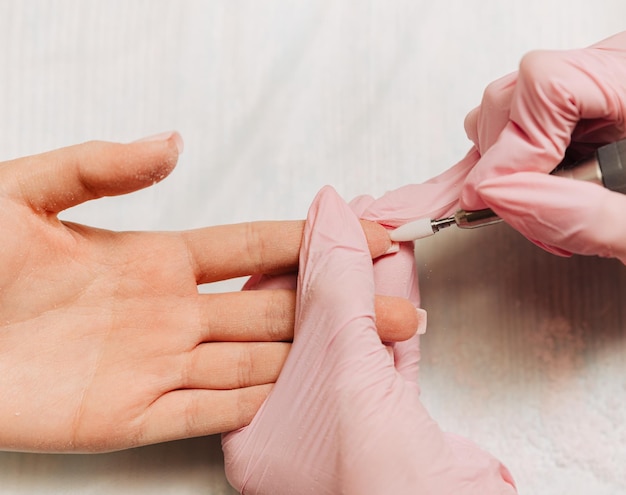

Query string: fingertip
[171,131,185,154]
[3,134,186,214]
[302,186,371,266]
[360,219,393,258]
[375,296,422,342]
[133,130,184,155]
[116,131,185,190]
[131,131,184,183]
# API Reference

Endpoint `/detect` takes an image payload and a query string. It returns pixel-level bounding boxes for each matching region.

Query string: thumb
[295,185,401,390]
[0,131,183,214]
[478,172,626,263]
[222,185,393,494]
[297,186,380,346]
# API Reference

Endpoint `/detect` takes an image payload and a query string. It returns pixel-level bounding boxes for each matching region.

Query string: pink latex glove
[222,186,516,494]
[459,31,626,262]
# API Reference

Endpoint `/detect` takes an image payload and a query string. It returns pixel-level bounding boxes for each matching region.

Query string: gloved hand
[222,186,516,494]
[459,31,626,262]
[371,32,626,262]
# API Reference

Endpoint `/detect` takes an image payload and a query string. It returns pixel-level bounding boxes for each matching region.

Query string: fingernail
[134,131,184,154]
[416,308,427,335]
[383,241,401,255]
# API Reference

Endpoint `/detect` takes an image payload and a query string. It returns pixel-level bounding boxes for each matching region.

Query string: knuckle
[244,222,266,273]
[235,384,270,427]
[518,49,551,76]
[481,72,516,109]
[263,290,293,341]
[518,49,569,95]
[182,350,196,388]
[236,345,254,388]
[183,394,203,437]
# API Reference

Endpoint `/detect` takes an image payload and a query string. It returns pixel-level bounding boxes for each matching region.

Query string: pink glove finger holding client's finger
[222,185,516,494]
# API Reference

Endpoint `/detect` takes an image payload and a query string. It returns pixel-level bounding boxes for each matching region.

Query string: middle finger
[198,289,419,343]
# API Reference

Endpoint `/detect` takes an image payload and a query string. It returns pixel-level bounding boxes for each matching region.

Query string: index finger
[182,219,393,284]
[0,134,183,214]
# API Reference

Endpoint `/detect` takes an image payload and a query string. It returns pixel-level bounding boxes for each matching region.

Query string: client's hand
[0,134,415,453]
[223,187,516,494]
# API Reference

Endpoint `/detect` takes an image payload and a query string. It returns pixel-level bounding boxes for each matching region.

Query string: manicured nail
[416,308,427,335]
[383,241,401,255]
[134,131,184,154]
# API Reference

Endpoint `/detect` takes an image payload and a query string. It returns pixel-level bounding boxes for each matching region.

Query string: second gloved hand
[459,31,626,262]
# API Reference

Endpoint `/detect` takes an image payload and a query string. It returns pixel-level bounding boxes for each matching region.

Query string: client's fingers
[374,296,420,342]
[183,219,393,284]
[199,290,418,343]
[141,384,273,446]
[0,132,182,214]
[182,342,291,389]
[200,290,297,342]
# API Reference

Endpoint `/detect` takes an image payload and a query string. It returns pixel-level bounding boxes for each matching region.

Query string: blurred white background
[1,1,625,493]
